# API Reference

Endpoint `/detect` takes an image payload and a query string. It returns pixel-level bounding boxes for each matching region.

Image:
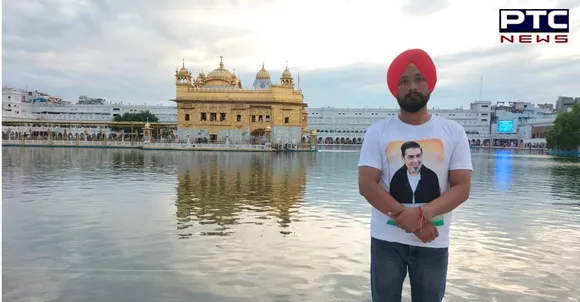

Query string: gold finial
[262,61,265,69]
[182,59,185,68]
[285,60,288,70]
[219,55,224,68]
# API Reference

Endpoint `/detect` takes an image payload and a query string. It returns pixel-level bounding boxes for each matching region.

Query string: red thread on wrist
[417,207,426,232]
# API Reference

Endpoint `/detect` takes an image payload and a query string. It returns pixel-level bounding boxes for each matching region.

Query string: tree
[113,110,159,123]
[546,104,580,151]
[112,110,159,134]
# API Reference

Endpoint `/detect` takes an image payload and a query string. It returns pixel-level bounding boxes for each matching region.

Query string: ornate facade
[172,57,308,144]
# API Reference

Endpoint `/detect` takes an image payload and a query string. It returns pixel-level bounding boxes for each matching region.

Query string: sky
[2,0,579,109]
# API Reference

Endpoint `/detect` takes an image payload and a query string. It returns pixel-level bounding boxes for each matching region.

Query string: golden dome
[207,68,232,79]
[177,59,190,75]
[265,125,272,132]
[281,61,292,78]
[282,68,292,78]
[206,56,233,82]
[310,129,317,135]
[256,63,271,80]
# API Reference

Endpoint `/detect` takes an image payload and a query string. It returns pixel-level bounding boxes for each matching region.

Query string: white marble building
[307,100,493,144]
[3,85,560,146]
[2,89,178,122]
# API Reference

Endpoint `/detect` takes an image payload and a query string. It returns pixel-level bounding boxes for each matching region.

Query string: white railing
[2,140,320,151]
[2,139,142,147]
[145,142,269,149]
[1,140,274,150]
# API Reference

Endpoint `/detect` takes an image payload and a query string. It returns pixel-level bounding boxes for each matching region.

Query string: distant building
[491,101,557,144]
[78,96,107,105]
[17,89,64,104]
[555,96,580,113]
[308,100,493,145]
[2,87,27,119]
[2,83,565,147]
[537,103,554,112]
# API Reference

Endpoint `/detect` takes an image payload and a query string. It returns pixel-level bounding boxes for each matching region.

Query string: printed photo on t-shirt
[385,139,445,226]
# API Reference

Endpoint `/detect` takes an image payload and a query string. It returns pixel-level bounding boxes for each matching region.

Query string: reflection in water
[550,157,580,203]
[175,153,315,238]
[111,150,145,169]
[3,147,580,302]
[494,149,513,191]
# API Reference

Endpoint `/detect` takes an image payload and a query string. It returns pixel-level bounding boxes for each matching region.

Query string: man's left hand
[413,222,438,243]
[388,207,420,233]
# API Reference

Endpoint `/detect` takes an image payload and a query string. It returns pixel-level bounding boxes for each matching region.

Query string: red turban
[386,49,437,98]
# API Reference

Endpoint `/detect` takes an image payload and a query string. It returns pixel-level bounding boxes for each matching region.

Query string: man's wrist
[394,205,405,215]
[420,204,436,221]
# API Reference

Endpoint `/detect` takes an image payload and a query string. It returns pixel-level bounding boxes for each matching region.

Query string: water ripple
[2,147,580,302]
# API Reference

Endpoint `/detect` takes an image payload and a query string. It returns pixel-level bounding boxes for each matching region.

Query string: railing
[2,139,142,147]
[1,139,275,150]
[2,139,319,151]
[145,142,269,149]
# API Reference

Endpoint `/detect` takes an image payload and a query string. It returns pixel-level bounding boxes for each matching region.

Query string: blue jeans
[370,237,448,302]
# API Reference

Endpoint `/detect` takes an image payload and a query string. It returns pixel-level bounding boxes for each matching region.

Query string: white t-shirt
[358,114,473,248]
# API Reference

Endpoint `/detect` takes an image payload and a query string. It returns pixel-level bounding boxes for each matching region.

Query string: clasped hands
[387,207,438,243]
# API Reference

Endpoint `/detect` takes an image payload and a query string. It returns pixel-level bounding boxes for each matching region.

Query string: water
[2,147,580,302]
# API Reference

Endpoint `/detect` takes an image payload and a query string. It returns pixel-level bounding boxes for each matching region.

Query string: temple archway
[250,128,266,144]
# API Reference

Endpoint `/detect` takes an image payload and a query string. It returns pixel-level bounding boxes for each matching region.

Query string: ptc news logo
[499,9,569,43]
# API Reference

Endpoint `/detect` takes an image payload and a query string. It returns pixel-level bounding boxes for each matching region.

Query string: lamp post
[143,119,152,144]
[47,127,53,144]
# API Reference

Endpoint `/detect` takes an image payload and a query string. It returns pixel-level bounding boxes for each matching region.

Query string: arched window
[236,114,241,122]
[185,114,190,121]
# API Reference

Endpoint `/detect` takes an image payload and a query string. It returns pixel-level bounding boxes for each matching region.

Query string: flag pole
[298,72,300,90]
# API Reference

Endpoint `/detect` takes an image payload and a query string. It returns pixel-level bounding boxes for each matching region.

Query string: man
[389,141,441,206]
[357,48,473,302]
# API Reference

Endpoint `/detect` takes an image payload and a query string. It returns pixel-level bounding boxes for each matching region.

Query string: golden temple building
[172,56,309,144]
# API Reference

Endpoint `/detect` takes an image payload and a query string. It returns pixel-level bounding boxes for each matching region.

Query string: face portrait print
[401,141,423,176]
[387,140,443,206]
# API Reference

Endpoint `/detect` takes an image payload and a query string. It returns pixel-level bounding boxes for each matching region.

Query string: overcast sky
[2,0,579,109]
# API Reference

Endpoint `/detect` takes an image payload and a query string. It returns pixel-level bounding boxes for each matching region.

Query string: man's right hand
[413,223,439,243]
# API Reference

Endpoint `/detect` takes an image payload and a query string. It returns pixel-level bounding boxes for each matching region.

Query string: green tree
[546,104,580,151]
[113,110,159,123]
[112,110,159,134]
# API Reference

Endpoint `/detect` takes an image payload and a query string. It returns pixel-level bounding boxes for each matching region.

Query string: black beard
[397,91,429,113]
